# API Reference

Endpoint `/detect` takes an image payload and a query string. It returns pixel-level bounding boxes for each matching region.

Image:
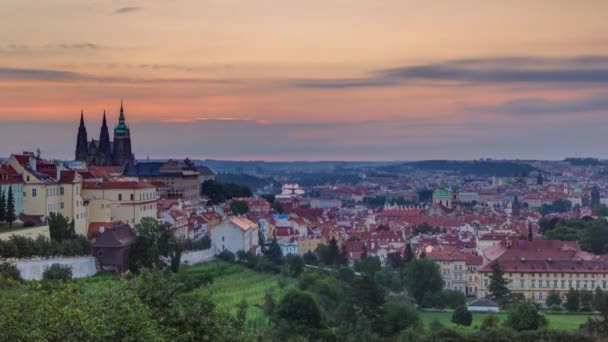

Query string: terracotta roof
[92,223,137,247]
[83,179,155,190]
[228,216,257,231]
[88,221,125,239]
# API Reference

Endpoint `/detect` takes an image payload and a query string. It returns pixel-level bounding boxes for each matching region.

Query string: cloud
[292,55,608,89]
[0,67,90,81]
[470,94,608,115]
[114,6,141,14]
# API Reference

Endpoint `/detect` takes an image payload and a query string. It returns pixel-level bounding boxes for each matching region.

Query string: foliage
[403,258,444,305]
[274,289,323,329]
[0,189,5,222]
[546,290,562,307]
[566,288,581,312]
[451,306,473,326]
[0,235,90,259]
[201,179,252,205]
[265,238,283,264]
[302,250,318,265]
[488,262,510,308]
[42,263,73,282]
[543,218,608,254]
[230,200,250,215]
[129,217,183,273]
[286,254,304,277]
[48,212,75,242]
[382,296,420,336]
[386,251,403,268]
[480,312,499,331]
[505,302,548,331]
[580,289,594,311]
[182,236,211,251]
[0,262,21,281]
[354,256,382,278]
[540,199,573,216]
[218,249,236,263]
[5,187,15,227]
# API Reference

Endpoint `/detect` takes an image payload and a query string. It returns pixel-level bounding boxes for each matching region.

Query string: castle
[75,101,134,167]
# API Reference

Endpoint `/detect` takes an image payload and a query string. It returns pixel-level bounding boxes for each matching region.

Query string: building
[9,154,89,236]
[82,178,158,227]
[210,216,258,254]
[424,245,467,293]
[0,164,24,215]
[124,159,212,205]
[467,298,499,312]
[91,223,137,273]
[478,239,608,304]
[432,188,453,208]
[75,101,134,167]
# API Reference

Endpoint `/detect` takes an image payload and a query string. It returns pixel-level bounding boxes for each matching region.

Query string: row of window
[508,272,605,279]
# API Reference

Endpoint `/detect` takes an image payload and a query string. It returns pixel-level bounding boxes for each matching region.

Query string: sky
[1,0,608,161]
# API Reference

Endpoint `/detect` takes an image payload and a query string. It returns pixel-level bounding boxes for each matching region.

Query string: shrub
[0,262,22,281]
[480,312,499,331]
[217,250,235,263]
[42,264,72,282]
[505,302,548,332]
[451,306,472,327]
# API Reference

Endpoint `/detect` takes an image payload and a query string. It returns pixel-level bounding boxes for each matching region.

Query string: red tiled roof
[83,180,155,189]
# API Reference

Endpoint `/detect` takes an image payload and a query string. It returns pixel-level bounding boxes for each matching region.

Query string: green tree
[48,212,75,242]
[230,200,250,215]
[566,288,580,312]
[381,297,420,336]
[303,250,318,265]
[403,242,414,263]
[326,237,340,265]
[354,256,382,278]
[546,290,562,307]
[275,289,323,329]
[488,262,510,307]
[5,186,15,227]
[42,263,72,282]
[129,217,182,273]
[286,254,304,277]
[581,289,594,311]
[595,287,606,312]
[505,302,547,331]
[353,275,386,332]
[403,258,444,305]
[265,237,283,264]
[0,189,5,222]
[451,306,472,327]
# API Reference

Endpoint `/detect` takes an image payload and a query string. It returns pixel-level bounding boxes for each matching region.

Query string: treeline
[216,172,277,192]
[541,217,608,254]
[385,160,538,177]
[201,179,253,205]
[564,158,603,166]
[539,199,573,216]
[0,235,90,259]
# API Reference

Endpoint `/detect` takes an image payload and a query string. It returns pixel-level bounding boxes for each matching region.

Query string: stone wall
[9,256,97,280]
[180,249,215,266]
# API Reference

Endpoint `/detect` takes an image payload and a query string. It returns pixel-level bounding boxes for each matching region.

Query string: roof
[0,165,22,185]
[83,179,155,190]
[468,298,499,307]
[92,223,137,248]
[88,221,125,239]
[228,216,257,231]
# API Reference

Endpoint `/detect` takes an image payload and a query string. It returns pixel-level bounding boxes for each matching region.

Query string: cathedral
[75,101,134,167]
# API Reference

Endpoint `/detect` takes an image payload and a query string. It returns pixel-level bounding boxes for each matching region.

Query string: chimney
[28,157,36,172]
[56,166,61,182]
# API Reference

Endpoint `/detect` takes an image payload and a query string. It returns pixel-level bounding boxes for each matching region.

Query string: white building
[279,241,298,256]
[210,216,258,254]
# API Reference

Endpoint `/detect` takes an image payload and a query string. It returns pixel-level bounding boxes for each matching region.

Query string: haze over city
[1,1,608,160]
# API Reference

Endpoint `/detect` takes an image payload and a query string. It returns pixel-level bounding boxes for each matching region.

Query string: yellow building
[9,154,88,236]
[477,239,608,304]
[82,179,158,227]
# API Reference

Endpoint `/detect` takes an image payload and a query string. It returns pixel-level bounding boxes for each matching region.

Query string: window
[32,188,37,197]
[130,194,134,201]
[97,250,103,257]
[539,292,543,300]
[60,202,64,209]
[222,236,225,242]
[27,176,30,182]
[118,194,122,201]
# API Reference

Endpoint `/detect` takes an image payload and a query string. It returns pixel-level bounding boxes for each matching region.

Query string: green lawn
[186,261,296,330]
[420,310,597,332]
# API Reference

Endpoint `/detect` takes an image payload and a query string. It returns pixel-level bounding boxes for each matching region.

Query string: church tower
[98,110,112,166]
[112,100,134,166]
[75,110,88,161]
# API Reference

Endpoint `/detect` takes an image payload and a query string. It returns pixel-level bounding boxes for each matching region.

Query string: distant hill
[564,158,604,166]
[381,160,538,177]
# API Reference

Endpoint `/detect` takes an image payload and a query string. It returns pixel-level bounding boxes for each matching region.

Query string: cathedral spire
[99,109,112,162]
[79,110,85,127]
[75,110,88,161]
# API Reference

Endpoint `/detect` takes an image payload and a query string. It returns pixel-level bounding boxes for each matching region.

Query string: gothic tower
[112,100,134,166]
[98,110,112,166]
[75,110,88,161]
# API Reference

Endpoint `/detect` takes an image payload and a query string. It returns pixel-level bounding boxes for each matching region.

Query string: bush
[480,312,499,331]
[0,262,22,281]
[217,250,235,263]
[548,304,562,312]
[451,306,473,327]
[505,302,547,332]
[42,264,72,282]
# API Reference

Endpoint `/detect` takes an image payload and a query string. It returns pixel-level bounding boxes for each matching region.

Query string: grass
[186,261,296,330]
[420,310,597,332]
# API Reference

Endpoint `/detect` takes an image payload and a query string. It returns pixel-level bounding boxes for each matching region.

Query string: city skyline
[1,1,608,160]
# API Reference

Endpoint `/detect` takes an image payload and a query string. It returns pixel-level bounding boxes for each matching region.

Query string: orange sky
[1,1,608,160]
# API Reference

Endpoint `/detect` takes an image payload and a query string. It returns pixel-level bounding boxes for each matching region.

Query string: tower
[98,110,112,165]
[75,110,88,161]
[112,100,134,166]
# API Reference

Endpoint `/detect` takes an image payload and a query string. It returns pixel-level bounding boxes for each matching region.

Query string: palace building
[75,101,134,167]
